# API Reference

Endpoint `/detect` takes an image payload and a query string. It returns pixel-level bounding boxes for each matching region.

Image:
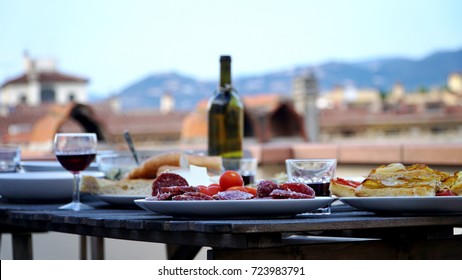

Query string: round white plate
[135,197,335,218]
[20,161,99,172]
[0,171,104,202]
[340,196,462,213]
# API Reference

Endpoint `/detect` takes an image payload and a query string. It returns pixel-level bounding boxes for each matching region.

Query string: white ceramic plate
[20,161,99,172]
[97,194,146,207]
[135,197,335,218]
[340,196,462,213]
[0,171,104,202]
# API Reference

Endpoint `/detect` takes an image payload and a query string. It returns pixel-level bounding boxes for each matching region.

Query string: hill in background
[100,48,462,111]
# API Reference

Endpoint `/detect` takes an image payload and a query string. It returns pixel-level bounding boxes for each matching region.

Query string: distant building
[319,85,382,113]
[181,94,306,144]
[292,73,319,142]
[160,91,175,114]
[448,72,462,94]
[0,52,88,115]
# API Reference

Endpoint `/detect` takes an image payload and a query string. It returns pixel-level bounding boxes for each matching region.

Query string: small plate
[340,196,462,213]
[135,197,335,218]
[0,171,104,202]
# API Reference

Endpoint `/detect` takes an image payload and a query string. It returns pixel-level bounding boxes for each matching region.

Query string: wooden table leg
[12,232,33,260]
[90,237,104,260]
[79,235,87,259]
[166,244,202,260]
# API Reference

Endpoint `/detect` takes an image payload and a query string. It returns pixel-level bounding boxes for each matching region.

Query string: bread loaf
[125,151,223,179]
[81,175,153,196]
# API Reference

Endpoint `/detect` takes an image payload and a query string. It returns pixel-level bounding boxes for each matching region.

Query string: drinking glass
[285,159,337,214]
[222,157,258,185]
[0,145,21,173]
[54,133,97,211]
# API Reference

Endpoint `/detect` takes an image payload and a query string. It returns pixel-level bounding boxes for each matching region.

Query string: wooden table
[1,200,462,260]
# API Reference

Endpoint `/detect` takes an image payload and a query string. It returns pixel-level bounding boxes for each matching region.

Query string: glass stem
[72,173,81,204]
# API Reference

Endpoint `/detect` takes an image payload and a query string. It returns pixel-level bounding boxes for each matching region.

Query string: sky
[1,0,461,97]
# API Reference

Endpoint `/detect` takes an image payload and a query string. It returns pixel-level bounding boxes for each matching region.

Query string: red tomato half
[219,170,244,191]
[198,184,221,196]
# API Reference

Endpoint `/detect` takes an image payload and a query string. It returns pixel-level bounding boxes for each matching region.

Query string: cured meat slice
[172,192,213,200]
[153,186,198,200]
[280,182,315,196]
[156,192,175,200]
[213,190,254,200]
[256,180,280,198]
[269,189,314,199]
[159,186,198,195]
[152,173,189,196]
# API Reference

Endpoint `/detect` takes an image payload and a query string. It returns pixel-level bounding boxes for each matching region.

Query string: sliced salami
[269,189,314,199]
[172,192,213,200]
[213,190,254,200]
[256,180,280,198]
[159,186,198,195]
[152,173,189,196]
[280,182,315,196]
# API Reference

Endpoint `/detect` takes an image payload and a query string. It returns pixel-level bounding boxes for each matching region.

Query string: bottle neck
[219,59,232,90]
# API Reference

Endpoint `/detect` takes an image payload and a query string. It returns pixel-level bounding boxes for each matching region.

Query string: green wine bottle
[207,55,244,158]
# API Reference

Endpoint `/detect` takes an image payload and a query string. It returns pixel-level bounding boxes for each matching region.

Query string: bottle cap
[220,55,231,62]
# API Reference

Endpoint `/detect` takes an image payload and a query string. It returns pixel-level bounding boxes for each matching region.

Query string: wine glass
[54,133,97,211]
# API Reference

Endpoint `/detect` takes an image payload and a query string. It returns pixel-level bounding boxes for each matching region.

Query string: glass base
[59,201,93,211]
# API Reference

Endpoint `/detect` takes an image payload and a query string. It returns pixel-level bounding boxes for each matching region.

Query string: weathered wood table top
[2,200,462,259]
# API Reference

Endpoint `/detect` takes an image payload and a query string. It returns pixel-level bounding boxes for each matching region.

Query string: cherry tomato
[197,184,221,196]
[244,186,257,196]
[219,170,244,191]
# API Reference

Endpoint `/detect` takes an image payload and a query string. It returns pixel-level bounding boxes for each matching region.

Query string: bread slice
[81,175,153,196]
[355,163,441,197]
[355,185,436,197]
[449,171,462,196]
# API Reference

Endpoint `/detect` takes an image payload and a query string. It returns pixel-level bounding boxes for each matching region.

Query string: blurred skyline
[1,0,461,97]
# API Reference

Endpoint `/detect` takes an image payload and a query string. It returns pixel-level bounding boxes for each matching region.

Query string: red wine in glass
[308,182,331,196]
[56,153,96,174]
[54,133,97,211]
[241,173,255,185]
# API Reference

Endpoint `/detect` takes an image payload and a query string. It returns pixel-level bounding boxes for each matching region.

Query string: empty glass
[0,145,21,173]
